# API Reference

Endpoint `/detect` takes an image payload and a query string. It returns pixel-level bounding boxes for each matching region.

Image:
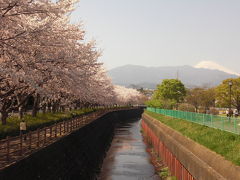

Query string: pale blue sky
[71,0,240,72]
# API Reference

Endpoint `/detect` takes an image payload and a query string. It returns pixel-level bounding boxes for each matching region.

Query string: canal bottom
[98,118,160,180]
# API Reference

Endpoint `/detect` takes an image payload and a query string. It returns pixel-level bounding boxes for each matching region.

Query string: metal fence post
[221,116,224,131]
[6,136,10,162]
[211,114,213,127]
[68,119,70,130]
[37,128,40,147]
[29,131,32,150]
[63,121,66,134]
[202,114,205,125]
[44,128,47,144]
[55,123,57,138]
[59,123,62,136]
[234,118,237,133]
[19,134,23,156]
[50,126,52,139]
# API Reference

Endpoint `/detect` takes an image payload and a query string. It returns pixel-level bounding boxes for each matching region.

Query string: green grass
[0,108,95,139]
[159,167,170,179]
[145,110,240,166]
[148,107,240,134]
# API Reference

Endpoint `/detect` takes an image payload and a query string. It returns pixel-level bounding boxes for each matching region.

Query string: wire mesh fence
[147,107,240,135]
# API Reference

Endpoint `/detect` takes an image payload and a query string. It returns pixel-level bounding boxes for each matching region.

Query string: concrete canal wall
[0,108,143,180]
[142,113,240,180]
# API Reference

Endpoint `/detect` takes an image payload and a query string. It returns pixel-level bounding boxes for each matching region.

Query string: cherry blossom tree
[113,85,145,105]
[0,0,143,125]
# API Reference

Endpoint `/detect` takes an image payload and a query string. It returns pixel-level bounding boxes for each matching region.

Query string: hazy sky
[71,0,240,71]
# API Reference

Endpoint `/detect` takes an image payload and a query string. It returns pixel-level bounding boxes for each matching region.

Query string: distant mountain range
[108,64,238,89]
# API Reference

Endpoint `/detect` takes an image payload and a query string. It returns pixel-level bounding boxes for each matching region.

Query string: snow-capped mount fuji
[108,63,238,89]
[194,61,240,76]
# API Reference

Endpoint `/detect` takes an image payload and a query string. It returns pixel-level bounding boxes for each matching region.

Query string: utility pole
[176,70,179,80]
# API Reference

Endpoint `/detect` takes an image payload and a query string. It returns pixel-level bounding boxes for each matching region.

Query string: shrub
[178,103,195,112]
[209,108,219,115]
[159,167,170,178]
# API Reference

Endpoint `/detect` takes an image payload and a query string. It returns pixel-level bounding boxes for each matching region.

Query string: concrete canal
[99,118,160,180]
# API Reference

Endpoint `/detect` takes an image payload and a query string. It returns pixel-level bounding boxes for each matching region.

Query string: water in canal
[99,118,160,180]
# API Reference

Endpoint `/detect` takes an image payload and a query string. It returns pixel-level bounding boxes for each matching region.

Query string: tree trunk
[61,106,65,112]
[17,95,27,119]
[18,107,23,119]
[42,105,46,114]
[52,104,56,113]
[32,106,37,117]
[194,105,198,112]
[32,94,40,117]
[1,111,8,125]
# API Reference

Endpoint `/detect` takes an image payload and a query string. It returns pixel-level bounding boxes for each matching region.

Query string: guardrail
[147,107,240,135]
[0,107,134,170]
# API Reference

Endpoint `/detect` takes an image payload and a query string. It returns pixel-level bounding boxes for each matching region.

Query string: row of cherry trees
[114,85,146,105]
[0,0,144,125]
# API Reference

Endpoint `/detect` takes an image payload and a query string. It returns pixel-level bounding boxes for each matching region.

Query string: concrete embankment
[0,108,143,180]
[142,113,240,180]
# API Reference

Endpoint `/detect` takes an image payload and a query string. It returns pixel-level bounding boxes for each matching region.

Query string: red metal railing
[142,120,195,180]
